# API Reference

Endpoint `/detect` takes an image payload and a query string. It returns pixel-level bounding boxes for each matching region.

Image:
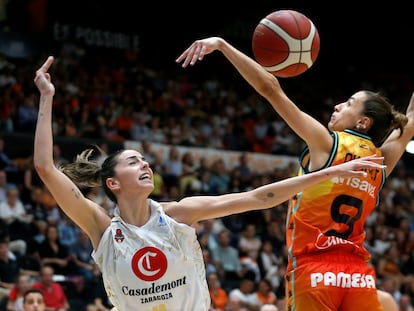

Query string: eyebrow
[124,155,144,161]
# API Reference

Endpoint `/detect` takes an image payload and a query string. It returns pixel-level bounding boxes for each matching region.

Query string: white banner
[124,141,298,173]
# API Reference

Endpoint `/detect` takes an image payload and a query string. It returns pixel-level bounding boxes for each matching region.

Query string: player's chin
[327,122,335,131]
[139,180,154,189]
[327,122,344,132]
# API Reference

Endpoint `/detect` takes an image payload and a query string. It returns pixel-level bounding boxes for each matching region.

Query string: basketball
[252,10,320,78]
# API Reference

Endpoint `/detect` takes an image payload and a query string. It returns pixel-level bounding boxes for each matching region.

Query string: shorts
[285,252,383,311]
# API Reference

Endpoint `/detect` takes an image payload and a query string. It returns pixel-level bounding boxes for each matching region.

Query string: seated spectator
[227,276,257,311]
[0,219,26,258]
[32,265,70,311]
[0,235,23,303]
[6,273,32,311]
[257,240,283,289]
[377,243,406,291]
[0,187,35,243]
[247,279,277,309]
[56,212,79,250]
[398,294,414,311]
[238,224,262,262]
[37,225,74,276]
[210,229,243,292]
[207,272,227,311]
[69,230,94,285]
[17,98,38,133]
[0,138,19,184]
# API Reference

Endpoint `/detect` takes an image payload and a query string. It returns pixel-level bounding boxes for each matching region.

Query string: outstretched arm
[164,154,385,225]
[33,57,110,249]
[176,37,333,156]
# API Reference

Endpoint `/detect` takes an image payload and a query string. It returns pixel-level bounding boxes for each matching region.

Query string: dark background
[3,0,413,75]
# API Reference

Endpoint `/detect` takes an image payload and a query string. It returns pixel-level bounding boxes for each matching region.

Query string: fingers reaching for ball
[176,37,222,67]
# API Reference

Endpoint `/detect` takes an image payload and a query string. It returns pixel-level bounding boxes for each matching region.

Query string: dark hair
[60,147,124,204]
[362,90,408,146]
[23,289,44,303]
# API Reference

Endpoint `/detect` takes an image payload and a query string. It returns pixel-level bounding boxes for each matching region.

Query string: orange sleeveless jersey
[286,130,385,270]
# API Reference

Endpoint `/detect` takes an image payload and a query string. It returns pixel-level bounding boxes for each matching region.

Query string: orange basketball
[252,10,320,78]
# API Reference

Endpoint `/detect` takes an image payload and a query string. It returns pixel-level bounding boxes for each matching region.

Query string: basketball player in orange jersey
[176,37,414,311]
[33,56,387,311]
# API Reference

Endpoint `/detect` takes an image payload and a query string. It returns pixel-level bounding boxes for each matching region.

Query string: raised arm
[164,154,385,225]
[381,91,414,176]
[176,37,333,155]
[33,57,110,249]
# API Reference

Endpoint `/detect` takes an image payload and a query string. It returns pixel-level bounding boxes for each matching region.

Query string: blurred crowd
[0,43,414,311]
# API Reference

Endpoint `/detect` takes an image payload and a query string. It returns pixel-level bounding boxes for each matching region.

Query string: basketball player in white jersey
[33,56,385,311]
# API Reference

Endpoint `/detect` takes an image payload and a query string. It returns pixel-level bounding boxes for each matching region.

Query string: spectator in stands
[398,294,414,311]
[32,265,70,311]
[227,275,257,311]
[6,273,32,311]
[211,229,243,292]
[130,112,152,142]
[207,272,228,311]
[37,225,73,276]
[233,152,252,190]
[17,97,38,133]
[56,212,79,250]
[0,187,33,247]
[257,240,283,290]
[208,159,230,195]
[23,187,49,239]
[377,242,407,292]
[69,230,94,284]
[0,138,19,180]
[0,235,22,304]
[238,223,262,262]
[248,279,277,310]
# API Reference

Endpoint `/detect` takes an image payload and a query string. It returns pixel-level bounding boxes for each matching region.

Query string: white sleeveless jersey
[92,199,211,311]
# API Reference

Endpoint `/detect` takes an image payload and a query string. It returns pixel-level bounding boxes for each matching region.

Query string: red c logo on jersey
[131,246,168,281]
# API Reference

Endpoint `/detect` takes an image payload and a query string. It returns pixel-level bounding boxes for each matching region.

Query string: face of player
[328,91,367,132]
[23,293,45,311]
[112,150,154,194]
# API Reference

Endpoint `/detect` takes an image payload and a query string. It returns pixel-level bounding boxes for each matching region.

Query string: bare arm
[33,57,110,249]
[176,37,333,160]
[164,155,385,225]
[381,91,414,176]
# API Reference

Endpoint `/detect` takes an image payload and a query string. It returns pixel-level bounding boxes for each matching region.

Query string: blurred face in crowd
[23,290,45,311]
[40,266,54,287]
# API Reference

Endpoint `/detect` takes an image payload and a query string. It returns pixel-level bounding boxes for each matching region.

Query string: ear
[357,117,372,130]
[106,177,120,191]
